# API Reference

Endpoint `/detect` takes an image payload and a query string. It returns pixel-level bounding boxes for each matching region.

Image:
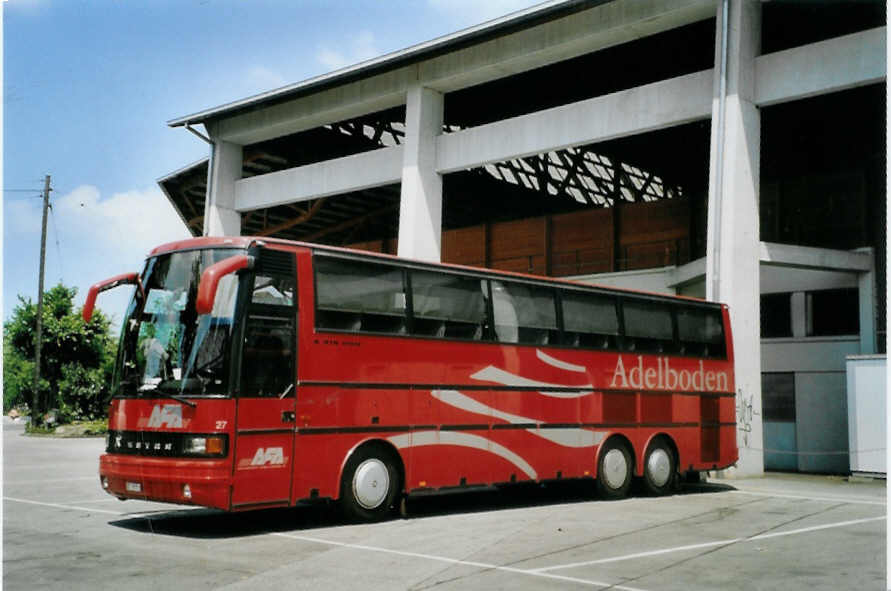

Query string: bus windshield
[114,248,242,397]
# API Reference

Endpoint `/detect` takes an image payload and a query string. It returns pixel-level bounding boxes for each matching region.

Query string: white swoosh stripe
[388,431,537,479]
[536,349,587,373]
[537,428,606,448]
[470,366,592,398]
[432,390,605,449]
[433,390,527,424]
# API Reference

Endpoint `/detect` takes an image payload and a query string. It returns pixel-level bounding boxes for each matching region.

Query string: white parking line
[532,515,885,573]
[272,532,651,591]
[4,476,99,485]
[56,498,123,505]
[4,496,152,518]
[5,492,650,590]
[729,489,886,506]
[7,489,883,590]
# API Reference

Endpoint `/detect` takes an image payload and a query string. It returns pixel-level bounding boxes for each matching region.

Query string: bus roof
[148,235,725,308]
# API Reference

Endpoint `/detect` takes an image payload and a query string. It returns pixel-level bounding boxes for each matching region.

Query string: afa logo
[247,447,286,468]
[145,404,184,428]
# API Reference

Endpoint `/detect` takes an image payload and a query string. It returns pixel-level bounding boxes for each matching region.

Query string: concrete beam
[420,0,716,92]
[667,257,706,288]
[666,250,869,291]
[234,146,403,212]
[755,27,886,107]
[212,70,415,145]
[760,266,858,295]
[209,0,715,146]
[759,242,873,272]
[436,69,713,173]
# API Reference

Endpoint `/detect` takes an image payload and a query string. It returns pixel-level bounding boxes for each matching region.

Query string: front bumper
[99,453,232,510]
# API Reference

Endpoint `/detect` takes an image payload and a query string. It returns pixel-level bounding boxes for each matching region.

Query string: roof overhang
[167,0,605,129]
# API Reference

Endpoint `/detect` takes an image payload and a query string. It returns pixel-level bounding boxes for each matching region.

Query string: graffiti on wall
[736,388,758,448]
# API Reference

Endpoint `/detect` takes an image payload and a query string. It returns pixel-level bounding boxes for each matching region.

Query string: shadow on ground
[109,479,736,539]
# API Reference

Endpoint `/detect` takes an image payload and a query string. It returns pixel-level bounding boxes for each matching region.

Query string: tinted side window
[676,306,726,358]
[242,273,295,397]
[315,257,407,334]
[561,290,619,349]
[410,270,488,340]
[241,313,294,397]
[622,300,675,353]
[251,274,294,306]
[491,281,558,345]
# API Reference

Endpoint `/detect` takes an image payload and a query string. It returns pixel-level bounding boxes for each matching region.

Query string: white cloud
[317,30,381,71]
[4,198,43,235]
[245,66,288,93]
[53,185,188,253]
[3,185,190,328]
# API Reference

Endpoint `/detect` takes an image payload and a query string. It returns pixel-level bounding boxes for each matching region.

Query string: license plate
[126,481,142,493]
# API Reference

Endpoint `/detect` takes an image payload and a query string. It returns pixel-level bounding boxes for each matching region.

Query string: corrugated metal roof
[167,0,602,128]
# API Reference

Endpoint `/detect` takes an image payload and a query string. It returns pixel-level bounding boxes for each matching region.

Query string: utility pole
[32,174,51,426]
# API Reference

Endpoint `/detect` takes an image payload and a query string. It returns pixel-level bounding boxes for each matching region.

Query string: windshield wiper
[157,379,201,406]
[166,393,197,408]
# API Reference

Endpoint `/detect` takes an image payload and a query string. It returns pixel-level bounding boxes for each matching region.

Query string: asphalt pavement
[3,418,886,590]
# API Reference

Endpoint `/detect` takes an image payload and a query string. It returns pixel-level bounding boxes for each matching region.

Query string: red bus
[85,236,737,520]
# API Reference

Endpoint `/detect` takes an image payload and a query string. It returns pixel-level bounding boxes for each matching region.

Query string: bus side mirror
[196,255,254,316]
[83,273,142,323]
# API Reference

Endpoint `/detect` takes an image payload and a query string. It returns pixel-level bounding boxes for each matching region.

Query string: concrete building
[159,0,886,476]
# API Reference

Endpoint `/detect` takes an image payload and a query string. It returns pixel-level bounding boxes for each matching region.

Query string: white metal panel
[846,355,887,475]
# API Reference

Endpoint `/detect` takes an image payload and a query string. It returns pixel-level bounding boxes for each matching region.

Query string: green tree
[3,283,116,424]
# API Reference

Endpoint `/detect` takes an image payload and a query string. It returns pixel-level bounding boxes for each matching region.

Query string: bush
[4,283,116,425]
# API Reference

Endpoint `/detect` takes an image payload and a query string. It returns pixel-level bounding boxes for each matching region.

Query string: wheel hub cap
[603,448,628,490]
[353,459,389,509]
[647,448,671,487]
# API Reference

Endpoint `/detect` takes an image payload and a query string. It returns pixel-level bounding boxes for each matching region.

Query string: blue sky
[4,0,541,328]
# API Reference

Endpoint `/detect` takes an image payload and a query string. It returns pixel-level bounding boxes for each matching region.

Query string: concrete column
[705,0,764,475]
[790,292,806,338]
[397,85,444,261]
[855,247,877,354]
[204,139,243,236]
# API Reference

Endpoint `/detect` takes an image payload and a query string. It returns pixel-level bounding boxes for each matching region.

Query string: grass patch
[24,418,108,437]
[24,423,56,436]
[75,419,109,436]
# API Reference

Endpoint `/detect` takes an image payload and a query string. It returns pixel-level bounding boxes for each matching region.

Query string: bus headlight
[182,435,227,457]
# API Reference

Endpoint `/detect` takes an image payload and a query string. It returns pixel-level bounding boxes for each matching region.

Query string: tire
[596,439,633,499]
[340,445,401,522]
[642,438,677,496]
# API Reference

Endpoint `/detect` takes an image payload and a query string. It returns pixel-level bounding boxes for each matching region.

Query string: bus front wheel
[340,445,400,522]
[596,439,633,499]
[642,438,677,496]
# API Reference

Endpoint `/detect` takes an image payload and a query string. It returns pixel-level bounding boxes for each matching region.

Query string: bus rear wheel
[596,439,633,499]
[642,438,677,496]
[340,445,400,522]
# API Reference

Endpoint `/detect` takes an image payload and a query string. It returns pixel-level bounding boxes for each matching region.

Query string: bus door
[231,258,298,510]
